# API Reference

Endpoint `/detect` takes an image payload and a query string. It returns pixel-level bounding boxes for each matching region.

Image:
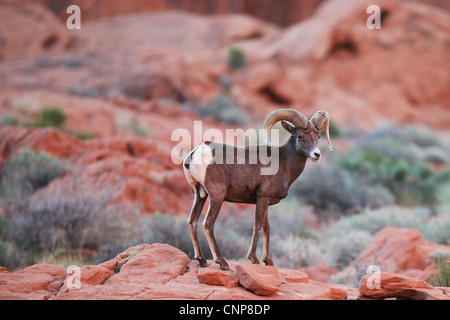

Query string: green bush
[341,127,449,208]
[33,106,66,128]
[75,131,98,140]
[289,126,448,219]
[0,149,70,201]
[228,46,246,70]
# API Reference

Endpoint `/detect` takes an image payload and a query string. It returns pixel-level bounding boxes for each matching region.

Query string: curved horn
[263,109,309,145]
[310,111,336,152]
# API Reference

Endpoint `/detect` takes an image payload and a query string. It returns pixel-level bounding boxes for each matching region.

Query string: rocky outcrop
[27,0,450,27]
[354,227,448,281]
[359,272,449,300]
[32,0,325,27]
[1,0,450,130]
[332,227,450,286]
[0,243,447,300]
[0,126,189,214]
[235,264,283,296]
[0,243,358,300]
[0,264,66,300]
[0,2,72,61]
[237,0,450,129]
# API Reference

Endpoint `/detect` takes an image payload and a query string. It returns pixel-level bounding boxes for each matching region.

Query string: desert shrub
[33,106,66,128]
[331,206,431,236]
[268,199,319,239]
[421,212,450,245]
[290,126,448,219]
[290,161,394,220]
[427,251,450,287]
[228,46,246,70]
[401,125,441,148]
[196,94,249,125]
[293,206,445,273]
[0,114,19,126]
[233,199,320,269]
[270,234,309,269]
[341,127,449,208]
[0,185,140,270]
[269,215,373,270]
[325,230,373,269]
[138,213,194,256]
[138,203,318,265]
[74,131,98,140]
[0,149,70,201]
[139,210,252,261]
[214,228,251,261]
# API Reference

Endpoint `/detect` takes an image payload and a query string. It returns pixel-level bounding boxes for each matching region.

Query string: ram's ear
[281,121,296,136]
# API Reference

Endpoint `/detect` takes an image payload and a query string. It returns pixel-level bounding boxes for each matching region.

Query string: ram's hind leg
[187,185,207,267]
[202,194,229,270]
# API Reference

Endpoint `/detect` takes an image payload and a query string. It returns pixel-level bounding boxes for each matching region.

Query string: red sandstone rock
[31,0,324,27]
[0,264,66,300]
[301,263,336,283]
[0,3,71,61]
[278,269,309,284]
[1,243,448,300]
[235,264,283,296]
[353,227,449,280]
[197,262,239,288]
[359,272,450,300]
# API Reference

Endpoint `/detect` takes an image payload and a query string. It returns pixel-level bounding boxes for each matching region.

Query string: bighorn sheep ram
[183,109,335,270]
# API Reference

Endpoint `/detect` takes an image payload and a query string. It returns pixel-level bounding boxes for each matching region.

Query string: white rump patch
[189,143,214,187]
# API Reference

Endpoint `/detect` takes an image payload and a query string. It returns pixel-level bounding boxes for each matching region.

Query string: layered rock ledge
[0,243,448,300]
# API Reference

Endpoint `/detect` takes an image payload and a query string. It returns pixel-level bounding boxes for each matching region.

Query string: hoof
[263,257,274,266]
[215,258,230,270]
[247,255,260,265]
[219,263,230,271]
[197,257,208,267]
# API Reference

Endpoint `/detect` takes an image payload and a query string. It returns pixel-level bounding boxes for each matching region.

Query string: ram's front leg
[247,196,270,264]
[262,209,274,266]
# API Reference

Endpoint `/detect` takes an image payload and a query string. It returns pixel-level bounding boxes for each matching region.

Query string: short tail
[183,154,207,199]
